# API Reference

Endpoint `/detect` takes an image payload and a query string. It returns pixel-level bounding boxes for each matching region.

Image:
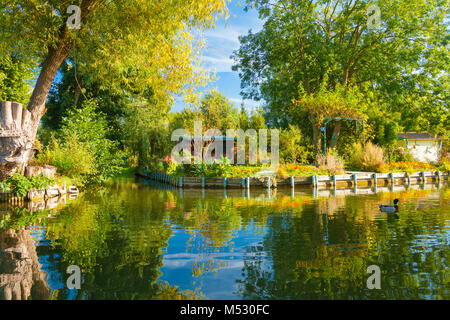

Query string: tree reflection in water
[0,179,448,300]
[0,228,50,300]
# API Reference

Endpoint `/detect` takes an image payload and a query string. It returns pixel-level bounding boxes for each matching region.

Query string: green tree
[232,0,448,152]
[0,55,34,104]
[43,61,129,144]
[0,0,228,178]
[58,99,122,183]
[200,90,240,132]
[280,124,312,163]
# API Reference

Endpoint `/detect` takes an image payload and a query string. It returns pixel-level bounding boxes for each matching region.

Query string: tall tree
[0,0,228,179]
[232,0,448,152]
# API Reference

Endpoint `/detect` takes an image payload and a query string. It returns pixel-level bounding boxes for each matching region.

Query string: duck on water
[379,199,399,213]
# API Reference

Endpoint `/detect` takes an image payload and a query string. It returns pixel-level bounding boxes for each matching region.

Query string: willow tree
[0,0,228,179]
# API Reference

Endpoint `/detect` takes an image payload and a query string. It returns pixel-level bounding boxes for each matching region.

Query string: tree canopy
[0,0,229,109]
[232,0,449,143]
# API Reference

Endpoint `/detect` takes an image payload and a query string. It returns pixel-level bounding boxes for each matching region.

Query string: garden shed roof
[397,132,441,140]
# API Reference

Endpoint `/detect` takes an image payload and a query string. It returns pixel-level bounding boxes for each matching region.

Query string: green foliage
[172,156,233,178]
[36,100,123,185]
[200,90,240,132]
[0,0,229,108]
[43,61,129,143]
[34,135,97,186]
[438,156,450,173]
[279,124,313,164]
[0,55,35,104]
[0,173,54,197]
[385,146,414,163]
[123,99,172,168]
[0,180,10,192]
[369,114,401,149]
[59,99,123,183]
[233,0,448,152]
[290,83,367,154]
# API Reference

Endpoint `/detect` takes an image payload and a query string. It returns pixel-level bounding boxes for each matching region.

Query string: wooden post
[373,173,377,187]
[246,177,250,189]
[421,171,425,184]
[242,178,246,189]
[179,177,183,188]
[390,172,394,185]
[436,171,441,182]
[353,174,357,187]
[290,176,294,188]
[332,175,336,187]
[312,175,317,188]
[202,177,205,188]
[223,177,227,189]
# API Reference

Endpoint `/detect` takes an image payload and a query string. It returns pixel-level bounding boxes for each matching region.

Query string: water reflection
[0,178,448,300]
[0,228,50,300]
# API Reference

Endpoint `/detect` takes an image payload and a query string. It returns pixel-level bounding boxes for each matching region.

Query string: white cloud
[196,24,243,73]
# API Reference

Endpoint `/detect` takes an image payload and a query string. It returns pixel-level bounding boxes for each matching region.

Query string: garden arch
[321,117,365,155]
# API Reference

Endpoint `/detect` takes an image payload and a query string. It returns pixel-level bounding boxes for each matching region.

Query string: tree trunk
[312,125,322,157]
[0,30,72,180]
[0,102,35,180]
[329,121,342,149]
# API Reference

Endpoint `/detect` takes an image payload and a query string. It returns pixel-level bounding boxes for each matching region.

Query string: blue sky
[171,1,264,113]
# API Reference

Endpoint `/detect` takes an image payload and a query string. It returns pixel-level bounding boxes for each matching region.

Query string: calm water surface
[0,178,449,300]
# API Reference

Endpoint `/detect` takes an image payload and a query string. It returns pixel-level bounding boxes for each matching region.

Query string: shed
[397,132,442,163]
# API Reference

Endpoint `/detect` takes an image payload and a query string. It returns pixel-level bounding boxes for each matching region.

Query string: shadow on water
[0,177,448,300]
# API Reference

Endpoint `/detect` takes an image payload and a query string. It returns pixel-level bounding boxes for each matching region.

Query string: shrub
[279,125,312,164]
[34,100,125,184]
[33,135,97,186]
[438,156,450,172]
[0,173,54,197]
[316,148,345,175]
[348,142,385,172]
[51,99,122,184]
[385,146,414,162]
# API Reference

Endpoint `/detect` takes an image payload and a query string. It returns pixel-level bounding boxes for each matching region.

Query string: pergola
[321,117,365,154]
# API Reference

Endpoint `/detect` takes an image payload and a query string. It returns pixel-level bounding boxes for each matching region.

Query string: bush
[279,125,313,164]
[33,135,97,186]
[439,155,450,172]
[35,99,124,185]
[348,142,385,172]
[0,173,54,197]
[385,146,414,162]
[58,100,123,183]
[316,148,345,175]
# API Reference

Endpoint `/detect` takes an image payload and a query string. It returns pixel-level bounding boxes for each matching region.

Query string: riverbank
[139,168,449,190]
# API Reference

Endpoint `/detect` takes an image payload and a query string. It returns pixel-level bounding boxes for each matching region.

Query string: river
[0,178,448,300]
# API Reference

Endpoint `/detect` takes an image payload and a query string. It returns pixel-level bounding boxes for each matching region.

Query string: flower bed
[378,161,438,173]
[276,164,330,177]
[152,156,330,178]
